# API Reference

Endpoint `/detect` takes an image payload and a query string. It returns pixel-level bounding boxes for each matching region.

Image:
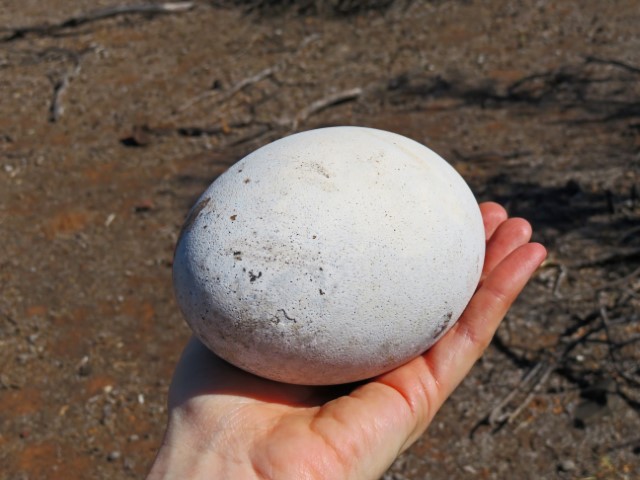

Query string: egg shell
[173,126,485,385]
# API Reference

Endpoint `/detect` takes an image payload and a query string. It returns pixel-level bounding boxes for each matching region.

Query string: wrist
[147,418,260,480]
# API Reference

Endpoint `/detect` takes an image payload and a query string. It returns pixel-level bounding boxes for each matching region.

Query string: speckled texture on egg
[173,126,485,385]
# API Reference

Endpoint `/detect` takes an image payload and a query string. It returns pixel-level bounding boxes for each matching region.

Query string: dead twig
[570,247,640,269]
[451,149,533,165]
[474,312,611,435]
[479,361,555,431]
[291,87,363,130]
[1,2,195,42]
[176,65,278,114]
[48,63,81,122]
[585,56,640,75]
[175,33,321,116]
[610,335,640,350]
[600,304,640,389]
[621,225,640,244]
[552,263,568,298]
[170,86,363,145]
[600,435,640,454]
[508,363,554,425]
[486,362,546,426]
[228,124,274,147]
[120,119,255,146]
[597,265,640,291]
[46,47,94,122]
[549,263,640,302]
[1,310,17,327]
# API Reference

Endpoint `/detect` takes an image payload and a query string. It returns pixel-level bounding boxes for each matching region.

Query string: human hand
[147,202,547,480]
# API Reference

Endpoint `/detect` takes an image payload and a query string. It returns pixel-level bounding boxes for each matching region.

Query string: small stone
[134,199,154,212]
[78,362,92,377]
[107,450,121,462]
[101,405,113,424]
[558,459,576,472]
[104,213,116,227]
[120,125,152,147]
[16,353,30,364]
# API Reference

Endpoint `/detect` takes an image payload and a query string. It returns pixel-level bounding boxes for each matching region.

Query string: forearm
[147,419,264,480]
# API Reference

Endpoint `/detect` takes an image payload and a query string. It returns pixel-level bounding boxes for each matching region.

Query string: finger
[371,242,546,450]
[427,242,547,399]
[481,217,532,280]
[479,202,508,241]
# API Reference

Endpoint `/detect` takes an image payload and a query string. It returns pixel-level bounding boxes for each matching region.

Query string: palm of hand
[150,202,546,480]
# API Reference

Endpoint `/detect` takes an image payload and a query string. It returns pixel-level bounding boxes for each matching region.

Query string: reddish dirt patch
[44,209,94,239]
[0,388,43,416]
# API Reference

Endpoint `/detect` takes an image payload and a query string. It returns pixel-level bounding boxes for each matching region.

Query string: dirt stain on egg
[176,197,211,249]
[248,270,262,282]
[433,311,453,339]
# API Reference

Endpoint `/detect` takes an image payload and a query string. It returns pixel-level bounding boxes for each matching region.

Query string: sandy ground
[1,1,639,478]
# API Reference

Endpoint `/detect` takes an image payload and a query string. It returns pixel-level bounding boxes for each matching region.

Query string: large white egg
[173,126,485,385]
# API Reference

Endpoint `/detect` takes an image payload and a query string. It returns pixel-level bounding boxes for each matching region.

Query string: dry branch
[292,87,363,130]
[552,264,568,298]
[1,2,195,42]
[507,363,554,425]
[166,86,364,149]
[478,360,556,431]
[601,435,640,454]
[585,56,640,75]
[48,63,81,122]
[475,306,618,434]
[570,247,640,268]
[1,310,17,327]
[177,66,278,114]
[486,362,547,426]
[600,304,640,389]
[120,119,258,147]
[45,48,93,122]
